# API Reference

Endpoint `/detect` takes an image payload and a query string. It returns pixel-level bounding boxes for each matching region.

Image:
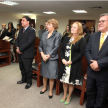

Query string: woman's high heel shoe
[60,94,68,103]
[64,97,71,105]
[60,99,66,102]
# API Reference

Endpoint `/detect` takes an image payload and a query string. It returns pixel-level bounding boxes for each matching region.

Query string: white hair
[100,13,108,18]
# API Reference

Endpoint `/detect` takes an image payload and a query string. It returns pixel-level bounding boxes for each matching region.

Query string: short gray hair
[100,13,108,18]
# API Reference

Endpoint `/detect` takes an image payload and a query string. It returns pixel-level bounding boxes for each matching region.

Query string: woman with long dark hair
[61,25,71,43]
[15,24,20,40]
[90,26,95,34]
[5,22,16,63]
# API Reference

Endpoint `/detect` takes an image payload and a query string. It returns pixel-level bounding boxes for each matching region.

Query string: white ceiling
[0,1,108,17]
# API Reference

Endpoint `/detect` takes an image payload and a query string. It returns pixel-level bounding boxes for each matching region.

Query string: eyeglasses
[98,20,108,24]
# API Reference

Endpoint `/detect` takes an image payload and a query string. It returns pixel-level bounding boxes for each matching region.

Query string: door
[69,20,95,31]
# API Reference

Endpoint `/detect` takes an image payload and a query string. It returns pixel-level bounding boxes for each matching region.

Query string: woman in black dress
[59,22,86,105]
[61,25,71,43]
[5,22,16,62]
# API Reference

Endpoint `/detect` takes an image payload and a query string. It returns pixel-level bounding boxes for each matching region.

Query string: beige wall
[0,11,36,30]
[0,11,99,37]
[35,16,47,36]
[0,12,19,29]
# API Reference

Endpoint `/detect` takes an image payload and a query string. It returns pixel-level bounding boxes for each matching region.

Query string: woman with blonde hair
[58,22,86,105]
[39,19,61,99]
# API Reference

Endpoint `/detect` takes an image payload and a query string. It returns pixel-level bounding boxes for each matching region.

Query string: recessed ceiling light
[22,13,33,15]
[0,0,19,6]
[72,10,87,13]
[43,11,56,14]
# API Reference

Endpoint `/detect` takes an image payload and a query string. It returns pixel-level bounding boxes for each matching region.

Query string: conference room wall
[0,11,99,37]
[0,12,36,30]
[36,15,99,36]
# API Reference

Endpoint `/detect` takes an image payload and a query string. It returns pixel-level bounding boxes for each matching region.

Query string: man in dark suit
[85,13,108,108]
[0,23,6,39]
[15,16,36,89]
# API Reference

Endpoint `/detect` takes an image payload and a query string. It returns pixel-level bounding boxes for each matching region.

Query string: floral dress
[60,38,80,85]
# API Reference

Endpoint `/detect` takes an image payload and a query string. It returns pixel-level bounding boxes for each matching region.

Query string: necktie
[99,33,106,50]
[23,28,25,33]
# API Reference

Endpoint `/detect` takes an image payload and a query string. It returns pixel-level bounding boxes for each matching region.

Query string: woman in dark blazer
[5,22,16,62]
[58,22,86,105]
[39,19,61,99]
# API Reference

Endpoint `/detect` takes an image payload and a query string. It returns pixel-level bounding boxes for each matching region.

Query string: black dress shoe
[17,80,27,84]
[25,83,32,89]
[40,89,47,94]
[49,95,53,99]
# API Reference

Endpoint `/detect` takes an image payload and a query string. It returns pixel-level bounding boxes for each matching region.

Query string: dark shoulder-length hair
[8,22,14,30]
[90,27,95,34]
[63,25,71,36]
[17,24,20,31]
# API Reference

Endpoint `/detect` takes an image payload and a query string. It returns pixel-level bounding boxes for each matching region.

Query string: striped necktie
[99,33,106,50]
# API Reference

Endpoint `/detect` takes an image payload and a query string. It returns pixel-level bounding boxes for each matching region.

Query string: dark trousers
[18,55,33,84]
[86,76,108,108]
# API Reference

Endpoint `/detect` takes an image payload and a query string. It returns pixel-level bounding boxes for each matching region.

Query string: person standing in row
[0,23,6,39]
[38,25,44,39]
[59,22,86,105]
[39,19,61,99]
[85,13,108,108]
[15,24,20,40]
[61,25,71,43]
[82,26,90,44]
[90,26,95,34]
[42,20,48,33]
[16,16,36,89]
[5,22,16,63]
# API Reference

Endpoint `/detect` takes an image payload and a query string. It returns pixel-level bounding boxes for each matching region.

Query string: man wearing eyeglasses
[85,13,108,108]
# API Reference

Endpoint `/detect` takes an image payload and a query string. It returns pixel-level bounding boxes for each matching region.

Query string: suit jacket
[39,31,61,60]
[15,26,36,58]
[0,28,6,39]
[85,31,108,82]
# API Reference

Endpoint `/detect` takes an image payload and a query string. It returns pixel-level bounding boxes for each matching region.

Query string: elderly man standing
[85,13,108,108]
[0,23,6,39]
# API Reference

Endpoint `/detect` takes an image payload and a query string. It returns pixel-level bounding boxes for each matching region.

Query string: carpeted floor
[0,62,86,108]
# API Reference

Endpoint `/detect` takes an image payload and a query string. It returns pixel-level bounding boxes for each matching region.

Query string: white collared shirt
[100,31,108,41]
